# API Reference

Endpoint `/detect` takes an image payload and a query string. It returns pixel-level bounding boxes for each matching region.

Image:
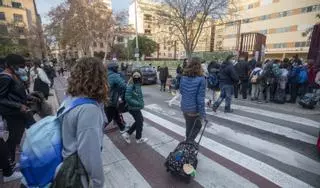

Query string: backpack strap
[57,98,98,118]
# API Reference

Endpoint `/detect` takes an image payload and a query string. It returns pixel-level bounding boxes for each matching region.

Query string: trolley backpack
[165,119,208,183]
[20,98,97,187]
[298,93,318,109]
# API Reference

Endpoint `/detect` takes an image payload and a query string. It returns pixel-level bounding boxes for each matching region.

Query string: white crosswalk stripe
[142,109,314,188]
[144,104,320,176]
[103,101,319,188]
[143,126,258,188]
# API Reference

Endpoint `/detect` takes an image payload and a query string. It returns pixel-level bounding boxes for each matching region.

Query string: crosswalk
[104,101,320,188]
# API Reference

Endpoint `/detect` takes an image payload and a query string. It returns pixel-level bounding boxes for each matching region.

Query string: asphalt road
[54,76,320,188]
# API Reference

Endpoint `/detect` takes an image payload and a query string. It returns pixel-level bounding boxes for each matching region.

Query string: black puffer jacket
[235,60,250,80]
[0,73,27,115]
[218,61,239,87]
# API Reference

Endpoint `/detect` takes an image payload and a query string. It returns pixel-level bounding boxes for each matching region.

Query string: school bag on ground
[298,93,318,109]
[20,98,97,187]
[207,73,219,89]
[165,119,208,183]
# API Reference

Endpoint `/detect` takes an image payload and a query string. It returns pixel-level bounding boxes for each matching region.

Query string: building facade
[215,0,320,59]
[129,0,214,59]
[0,0,45,58]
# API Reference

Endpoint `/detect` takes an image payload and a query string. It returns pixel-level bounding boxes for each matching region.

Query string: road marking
[143,125,258,188]
[154,103,318,145]
[145,104,320,176]
[102,136,152,188]
[231,104,320,129]
[206,110,317,145]
[142,110,313,188]
[149,103,320,173]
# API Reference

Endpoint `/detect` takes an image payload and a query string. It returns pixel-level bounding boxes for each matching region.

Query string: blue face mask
[14,68,28,81]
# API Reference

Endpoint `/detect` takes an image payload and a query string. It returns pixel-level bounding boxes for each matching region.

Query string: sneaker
[121,132,131,144]
[136,138,148,144]
[4,172,23,182]
[120,126,130,134]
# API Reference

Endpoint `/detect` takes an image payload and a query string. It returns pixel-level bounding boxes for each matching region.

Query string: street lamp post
[134,0,139,62]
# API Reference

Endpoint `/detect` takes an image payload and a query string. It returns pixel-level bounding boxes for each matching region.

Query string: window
[100,43,104,48]
[0,0,3,6]
[243,19,250,23]
[145,29,151,34]
[260,30,268,35]
[12,2,22,8]
[0,12,5,20]
[260,15,268,20]
[15,27,24,34]
[93,42,97,47]
[0,24,8,34]
[13,14,23,22]
[144,14,152,21]
[279,11,288,17]
[302,6,313,13]
[248,4,254,9]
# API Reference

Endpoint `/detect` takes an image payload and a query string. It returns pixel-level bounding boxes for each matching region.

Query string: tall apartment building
[215,0,320,59]
[129,0,214,59]
[0,0,45,58]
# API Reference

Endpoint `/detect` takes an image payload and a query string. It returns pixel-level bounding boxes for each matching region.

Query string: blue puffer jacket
[180,76,206,118]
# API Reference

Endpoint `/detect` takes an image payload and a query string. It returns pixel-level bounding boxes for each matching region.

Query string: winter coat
[315,71,320,88]
[180,76,206,118]
[249,67,262,84]
[218,61,239,87]
[278,68,289,90]
[0,72,27,115]
[107,70,126,107]
[159,67,169,81]
[235,60,250,80]
[125,82,144,111]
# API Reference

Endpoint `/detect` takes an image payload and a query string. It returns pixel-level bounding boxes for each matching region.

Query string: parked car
[140,66,157,84]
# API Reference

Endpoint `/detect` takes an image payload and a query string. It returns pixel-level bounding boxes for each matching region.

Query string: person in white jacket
[30,62,51,99]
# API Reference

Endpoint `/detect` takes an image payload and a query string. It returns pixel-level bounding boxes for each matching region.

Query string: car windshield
[140,66,155,72]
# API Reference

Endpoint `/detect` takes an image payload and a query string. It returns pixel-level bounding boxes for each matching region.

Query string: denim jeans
[213,85,234,111]
[128,110,144,139]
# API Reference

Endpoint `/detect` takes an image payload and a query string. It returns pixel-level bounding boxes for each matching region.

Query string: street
[53,76,320,188]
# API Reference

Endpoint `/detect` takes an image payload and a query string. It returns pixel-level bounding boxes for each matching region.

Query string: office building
[215,0,320,59]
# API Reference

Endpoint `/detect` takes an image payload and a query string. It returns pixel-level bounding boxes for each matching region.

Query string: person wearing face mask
[30,60,51,100]
[212,55,239,113]
[0,54,36,169]
[121,70,148,144]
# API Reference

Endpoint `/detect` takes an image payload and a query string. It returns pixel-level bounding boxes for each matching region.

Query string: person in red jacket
[307,59,317,92]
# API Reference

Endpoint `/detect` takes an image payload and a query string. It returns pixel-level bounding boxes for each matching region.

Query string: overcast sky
[36,0,130,23]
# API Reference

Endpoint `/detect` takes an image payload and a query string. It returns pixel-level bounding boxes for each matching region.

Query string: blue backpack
[20,98,97,187]
[298,68,308,84]
[207,73,219,89]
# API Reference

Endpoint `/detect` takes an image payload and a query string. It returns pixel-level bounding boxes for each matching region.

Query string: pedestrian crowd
[1,52,319,188]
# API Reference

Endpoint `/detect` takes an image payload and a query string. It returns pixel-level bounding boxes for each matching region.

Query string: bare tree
[157,0,232,58]
[302,14,320,41]
[47,0,114,57]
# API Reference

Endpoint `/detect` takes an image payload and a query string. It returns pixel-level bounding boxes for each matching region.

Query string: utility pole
[134,0,139,62]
